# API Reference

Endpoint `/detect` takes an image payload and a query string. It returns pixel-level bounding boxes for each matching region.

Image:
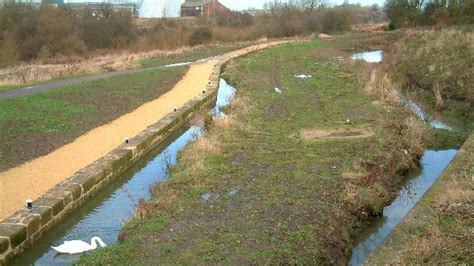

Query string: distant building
[18,0,186,18]
[138,0,184,18]
[181,0,229,17]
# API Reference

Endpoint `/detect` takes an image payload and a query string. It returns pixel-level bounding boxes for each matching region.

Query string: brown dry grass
[300,128,373,140]
[136,94,254,221]
[342,60,400,104]
[400,225,458,263]
[0,47,192,86]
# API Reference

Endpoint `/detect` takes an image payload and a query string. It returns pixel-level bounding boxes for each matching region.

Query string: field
[79,34,432,264]
[0,66,187,171]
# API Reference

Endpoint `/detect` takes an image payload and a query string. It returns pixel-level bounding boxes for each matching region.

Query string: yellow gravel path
[0,40,293,220]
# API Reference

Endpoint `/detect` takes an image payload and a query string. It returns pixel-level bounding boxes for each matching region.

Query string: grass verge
[79,34,430,264]
[0,66,187,171]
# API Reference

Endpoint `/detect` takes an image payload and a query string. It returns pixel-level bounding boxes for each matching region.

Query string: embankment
[366,133,473,264]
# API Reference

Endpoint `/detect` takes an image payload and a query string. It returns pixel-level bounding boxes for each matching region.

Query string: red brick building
[181,0,230,17]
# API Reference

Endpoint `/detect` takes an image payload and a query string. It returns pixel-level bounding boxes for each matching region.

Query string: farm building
[181,0,229,17]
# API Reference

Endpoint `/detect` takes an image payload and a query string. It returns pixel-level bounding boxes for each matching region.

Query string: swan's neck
[90,238,98,249]
[91,237,107,247]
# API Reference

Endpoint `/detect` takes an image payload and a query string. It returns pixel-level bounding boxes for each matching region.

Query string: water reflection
[349,149,458,265]
[351,51,383,63]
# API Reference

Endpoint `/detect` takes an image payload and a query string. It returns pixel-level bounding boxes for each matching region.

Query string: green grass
[0,66,187,171]
[79,35,429,264]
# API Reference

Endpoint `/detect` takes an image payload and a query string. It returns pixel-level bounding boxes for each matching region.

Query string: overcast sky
[219,0,386,10]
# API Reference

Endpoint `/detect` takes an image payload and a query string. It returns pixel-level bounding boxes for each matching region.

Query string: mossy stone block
[22,215,41,237]
[0,237,9,254]
[0,224,26,248]
[34,197,64,216]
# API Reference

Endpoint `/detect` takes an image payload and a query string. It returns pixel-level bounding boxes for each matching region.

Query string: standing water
[351,51,383,63]
[13,79,237,265]
[348,149,458,265]
[348,51,459,265]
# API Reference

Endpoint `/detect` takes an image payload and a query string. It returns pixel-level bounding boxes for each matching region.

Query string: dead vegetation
[0,44,216,86]
[300,128,373,140]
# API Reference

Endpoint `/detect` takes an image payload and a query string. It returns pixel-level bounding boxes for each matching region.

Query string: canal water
[13,79,236,265]
[348,51,459,265]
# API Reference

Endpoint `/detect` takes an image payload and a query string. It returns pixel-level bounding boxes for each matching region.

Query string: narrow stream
[348,51,459,265]
[13,79,236,265]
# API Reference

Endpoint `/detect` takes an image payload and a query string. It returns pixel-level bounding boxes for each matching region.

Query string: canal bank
[11,79,236,265]
[366,133,473,264]
[0,40,294,264]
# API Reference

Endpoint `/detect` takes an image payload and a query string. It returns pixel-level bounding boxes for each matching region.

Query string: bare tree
[299,0,326,12]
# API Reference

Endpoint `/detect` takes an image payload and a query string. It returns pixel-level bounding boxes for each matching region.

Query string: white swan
[51,236,107,254]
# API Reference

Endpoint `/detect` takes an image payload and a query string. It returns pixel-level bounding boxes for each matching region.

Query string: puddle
[13,79,236,265]
[351,51,383,63]
[227,187,239,197]
[349,149,458,265]
[201,192,212,202]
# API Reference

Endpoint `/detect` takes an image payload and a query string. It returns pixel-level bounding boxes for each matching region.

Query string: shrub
[79,6,137,50]
[188,27,212,46]
[0,1,34,39]
[321,8,353,33]
[0,32,20,67]
[216,11,254,27]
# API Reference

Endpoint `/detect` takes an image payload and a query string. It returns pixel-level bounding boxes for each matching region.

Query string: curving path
[0,40,294,220]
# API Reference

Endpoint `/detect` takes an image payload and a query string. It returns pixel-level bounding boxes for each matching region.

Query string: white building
[138,0,185,18]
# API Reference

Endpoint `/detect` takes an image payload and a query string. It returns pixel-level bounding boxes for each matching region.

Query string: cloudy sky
[219,0,385,10]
